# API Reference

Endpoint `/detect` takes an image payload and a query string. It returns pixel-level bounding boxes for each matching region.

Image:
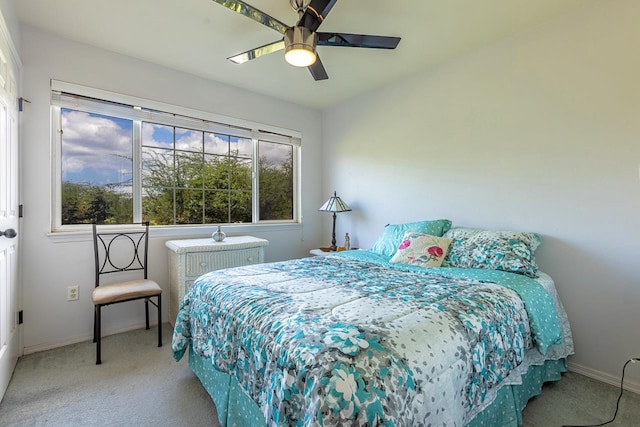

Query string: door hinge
[18,310,23,325]
[18,97,31,112]
[19,204,23,218]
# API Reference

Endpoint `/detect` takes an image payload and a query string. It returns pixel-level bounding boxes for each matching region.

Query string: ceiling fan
[212,0,401,81]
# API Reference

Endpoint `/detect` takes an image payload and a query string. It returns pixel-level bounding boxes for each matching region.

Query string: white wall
[20,25,324,352]
[323,0,640,391]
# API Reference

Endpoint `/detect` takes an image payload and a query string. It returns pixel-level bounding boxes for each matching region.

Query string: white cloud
[61,110,132,177]
[175,129,202,151]
[259,140,291,166]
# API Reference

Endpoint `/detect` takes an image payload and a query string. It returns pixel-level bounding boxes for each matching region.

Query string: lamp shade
[319,191,351,213]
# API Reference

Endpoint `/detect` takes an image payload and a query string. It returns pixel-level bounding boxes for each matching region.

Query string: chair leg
[95,305,102,365]
[145,298,150,330]
[157,294,162,348]
[93,304,97,343]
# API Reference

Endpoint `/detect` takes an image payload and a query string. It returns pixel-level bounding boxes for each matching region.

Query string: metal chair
[92,222,162,365]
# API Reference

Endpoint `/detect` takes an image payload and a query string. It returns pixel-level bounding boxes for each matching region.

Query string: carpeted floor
[0,325,218,427]
[521,366,640,427]
[1,325,639,426]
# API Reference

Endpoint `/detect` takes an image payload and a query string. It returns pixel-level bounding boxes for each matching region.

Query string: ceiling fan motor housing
[284,26,318,67]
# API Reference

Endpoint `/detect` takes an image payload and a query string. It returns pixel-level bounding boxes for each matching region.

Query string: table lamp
[318,191,352,251]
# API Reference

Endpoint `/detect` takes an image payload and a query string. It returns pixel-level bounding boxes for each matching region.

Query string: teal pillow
[442,227,542,277]
[370,219,452,259]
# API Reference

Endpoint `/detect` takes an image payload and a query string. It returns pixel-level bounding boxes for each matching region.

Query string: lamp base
[330,212,337,252]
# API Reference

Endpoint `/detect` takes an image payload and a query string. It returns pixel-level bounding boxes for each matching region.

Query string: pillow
[370,219,452,259]
[442,227,542,277]
[389,232,452,268]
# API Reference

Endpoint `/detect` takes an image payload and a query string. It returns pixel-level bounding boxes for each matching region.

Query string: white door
[0,23,21,402]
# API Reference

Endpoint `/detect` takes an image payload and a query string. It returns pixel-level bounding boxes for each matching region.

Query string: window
[51,81,300,230]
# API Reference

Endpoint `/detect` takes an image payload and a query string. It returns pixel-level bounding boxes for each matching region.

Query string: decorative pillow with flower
[370,219,452,259]
[389,231,452,268]
[442,227,542,277]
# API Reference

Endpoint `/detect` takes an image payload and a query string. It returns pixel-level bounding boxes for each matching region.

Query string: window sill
[46,222,302,243]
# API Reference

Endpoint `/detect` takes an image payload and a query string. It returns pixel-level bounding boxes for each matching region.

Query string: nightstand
[310,248,336,256]
[166,236,269,325]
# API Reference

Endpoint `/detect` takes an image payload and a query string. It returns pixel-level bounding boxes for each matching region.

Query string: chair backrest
[92,222,150,288]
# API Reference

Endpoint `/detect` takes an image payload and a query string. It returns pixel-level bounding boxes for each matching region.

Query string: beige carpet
[522,368,640,427]
[1,324,639,426]
[0,324,219,426]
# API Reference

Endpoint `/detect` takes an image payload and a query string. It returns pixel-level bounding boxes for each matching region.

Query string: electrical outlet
[67,285,79,301]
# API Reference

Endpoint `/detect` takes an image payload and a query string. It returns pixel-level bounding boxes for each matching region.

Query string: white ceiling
[16,0,588,110]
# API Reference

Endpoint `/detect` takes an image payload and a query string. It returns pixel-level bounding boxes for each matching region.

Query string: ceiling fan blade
[211,0,290,35]
[317,32,401,49]
[298,0,338,32]
[308,55,328,81]
[227,39,285,64]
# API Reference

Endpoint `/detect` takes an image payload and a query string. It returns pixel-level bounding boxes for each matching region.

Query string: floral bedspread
[172,254,563,426]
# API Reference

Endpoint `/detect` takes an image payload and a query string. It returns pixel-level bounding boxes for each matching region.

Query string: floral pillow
[370,219,452,259]
[389,232,452,268]
[442,227,542,277]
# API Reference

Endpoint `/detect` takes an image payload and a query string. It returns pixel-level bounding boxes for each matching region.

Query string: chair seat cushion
[92,279,162,305]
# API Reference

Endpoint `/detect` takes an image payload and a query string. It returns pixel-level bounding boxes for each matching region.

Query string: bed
[172,221,574,426]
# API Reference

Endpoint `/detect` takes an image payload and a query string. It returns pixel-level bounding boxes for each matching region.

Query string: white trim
[23,319,161,355]
[0,9,22,71]
[46,222,302,243]
[51,80,302,140]
[252,135,259,223]
[132,120,142,221]
[50,80,302,230]
[52,90,255,140]
[50,106,62,233]
[569,361,640,395]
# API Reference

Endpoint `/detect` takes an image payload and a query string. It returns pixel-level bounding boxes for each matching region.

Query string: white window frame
[49,80,301,233]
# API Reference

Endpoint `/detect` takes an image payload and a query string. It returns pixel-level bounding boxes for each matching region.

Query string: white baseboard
[23,320,163,355]
[569,361,640,395]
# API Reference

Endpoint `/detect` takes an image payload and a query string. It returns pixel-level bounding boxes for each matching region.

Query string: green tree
[62,145,294,225]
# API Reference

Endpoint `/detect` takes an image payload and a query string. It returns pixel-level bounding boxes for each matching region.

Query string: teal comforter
[172,251,564,426]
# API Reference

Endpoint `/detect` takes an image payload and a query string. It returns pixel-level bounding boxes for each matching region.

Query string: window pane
[205,133,229,155]
[230,158,252,192]
[175,151,203,189]
[176,128,202,152]
[175,189,203,224]
[142,123,173,149]
[259,141,293,221]
[203,154,229,189]
[61,109,133,224]
[142,147,174,188]
[230,191,252,223]
[204,190,229,224]
[231,136,252,158]
[142,187,174,225]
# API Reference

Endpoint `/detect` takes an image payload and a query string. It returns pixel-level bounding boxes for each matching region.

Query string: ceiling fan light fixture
[284,26,318,67]
[285,47,316,67]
